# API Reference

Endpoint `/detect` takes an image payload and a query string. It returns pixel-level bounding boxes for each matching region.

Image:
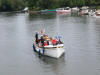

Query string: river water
[0,12,100,75]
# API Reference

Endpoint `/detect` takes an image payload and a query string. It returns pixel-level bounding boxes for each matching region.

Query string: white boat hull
[56,10,71,14]
[35,44,65,58]
[93,14,100,18]
[95,16,100,18]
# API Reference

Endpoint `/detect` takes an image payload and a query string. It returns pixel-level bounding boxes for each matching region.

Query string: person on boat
[44,39,49,46]
[47,40,49,45]
[35,32,39,44]
[41,35,44,46]
[43,35,48,40]
[52,39,57,45]
[40,29,45,36]
[49,37,53,45]
[58,38,63,44]
[44,41,48,46]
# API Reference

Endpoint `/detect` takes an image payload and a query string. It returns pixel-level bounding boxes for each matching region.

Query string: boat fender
[38,49,41,55]
[42,47,45,54]
[33,43,36,51]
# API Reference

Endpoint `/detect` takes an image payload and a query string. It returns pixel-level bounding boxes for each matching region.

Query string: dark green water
[0,12,100,75]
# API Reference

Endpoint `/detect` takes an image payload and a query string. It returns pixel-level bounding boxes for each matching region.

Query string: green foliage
[95,0,100,5]
[26,0,98,10]
[95,6,100,9]
[0,0,25,11]
[0,0,100,11]
[37,0,58,9]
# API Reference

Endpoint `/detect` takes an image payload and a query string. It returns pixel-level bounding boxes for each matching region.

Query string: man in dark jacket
[35,32,39,44]
[41,36,44,46]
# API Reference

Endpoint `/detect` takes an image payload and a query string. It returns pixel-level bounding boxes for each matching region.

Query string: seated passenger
[58,39,63,44]
[44,41,48,46]
[52,39,57,45]
[47,40,49,45]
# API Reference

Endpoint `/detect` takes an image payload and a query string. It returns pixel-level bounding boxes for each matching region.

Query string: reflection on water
[0,12,100,75]
[28,13,56,20]
[34,53,66,75]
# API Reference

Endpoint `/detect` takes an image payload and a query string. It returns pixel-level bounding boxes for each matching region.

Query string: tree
[0,0,100,11]
[0,0,25,11]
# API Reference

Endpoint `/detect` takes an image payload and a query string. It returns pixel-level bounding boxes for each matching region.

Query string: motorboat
[33,43,65,58]
[80,6,89,15]
[33,32,65,58]
[40,9,56,13]
[71,7,79,12]
[95,10,100,18]
[56,7,71,14]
